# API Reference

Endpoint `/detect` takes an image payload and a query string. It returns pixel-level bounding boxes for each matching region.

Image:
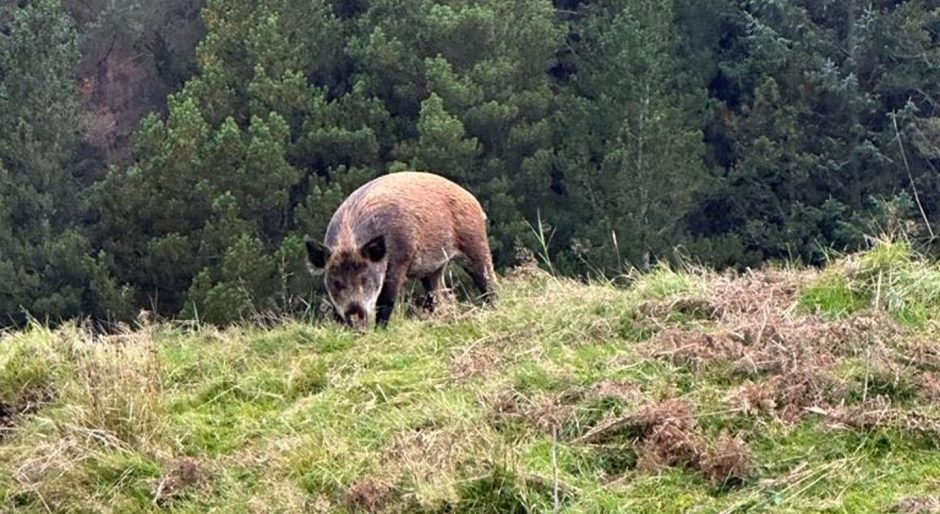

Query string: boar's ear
[305,240,331,273]
[360,235,386,263]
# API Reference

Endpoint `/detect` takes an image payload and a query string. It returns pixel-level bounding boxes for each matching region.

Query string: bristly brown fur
[328,250,368,277]
[310,171,497,329]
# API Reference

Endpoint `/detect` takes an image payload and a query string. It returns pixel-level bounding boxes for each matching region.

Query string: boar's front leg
[420,266,446,313]
[376,267,407,328]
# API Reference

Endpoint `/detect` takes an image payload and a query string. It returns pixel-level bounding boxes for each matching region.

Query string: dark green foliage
[0,0,131,326]
[685,1,940,268]
[554,0,708,271]
[2,0,940,325]
[88,0,564,321]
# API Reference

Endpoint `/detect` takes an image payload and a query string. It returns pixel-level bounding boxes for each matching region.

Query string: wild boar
[305,171,497,330]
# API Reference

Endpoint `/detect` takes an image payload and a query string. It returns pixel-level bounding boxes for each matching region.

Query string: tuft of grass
[799,237,940,327]
[447,465,566,513]
[0,327,67,408]
[799,269,867,318]
[627,263,704,302]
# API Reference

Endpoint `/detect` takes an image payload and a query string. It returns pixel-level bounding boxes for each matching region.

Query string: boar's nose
[344,303,367,326]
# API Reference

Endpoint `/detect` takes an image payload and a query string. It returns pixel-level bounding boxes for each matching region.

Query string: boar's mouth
[343,303,370,331]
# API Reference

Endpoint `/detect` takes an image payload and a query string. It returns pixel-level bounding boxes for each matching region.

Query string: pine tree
[89,0,387,321]
[690,0,940,266]
[555,0,707,272]
[0,0,131,326]
[350,0,563,265]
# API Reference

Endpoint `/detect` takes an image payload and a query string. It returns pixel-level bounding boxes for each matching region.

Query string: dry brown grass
[635,267,940,427]
[488,389,576,434]
[451,344,504,382]
[919,373,940,403]
[570,398,754,487]
[380,425,487,483]
[814,398,940,439]
[68,331,167,446]
[728,370,836,423]
[590,380,644,404]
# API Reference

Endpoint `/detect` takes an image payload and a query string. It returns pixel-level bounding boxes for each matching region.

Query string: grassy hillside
[4,241,940,513]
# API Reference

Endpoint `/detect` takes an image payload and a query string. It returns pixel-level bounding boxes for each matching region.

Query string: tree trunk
[845,0,862,207]
[637,83,651,270]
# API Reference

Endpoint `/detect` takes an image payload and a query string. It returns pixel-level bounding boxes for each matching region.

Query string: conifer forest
[1,0,939,326]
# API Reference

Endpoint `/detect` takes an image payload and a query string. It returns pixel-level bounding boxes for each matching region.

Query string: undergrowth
[2,241,940,513]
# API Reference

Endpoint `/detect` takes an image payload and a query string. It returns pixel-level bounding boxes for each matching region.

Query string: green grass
[799,270,867,318]
[3,246,940,513]
[801,237,940,327]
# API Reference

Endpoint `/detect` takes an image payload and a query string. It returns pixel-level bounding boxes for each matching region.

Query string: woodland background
[1,0,939,326]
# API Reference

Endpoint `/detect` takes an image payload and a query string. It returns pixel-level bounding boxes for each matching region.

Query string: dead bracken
[591,380,644,404]
[636,267,940,427]
[919,372,940,403]
[632,399,704,473]
[489,389,577,434]
[729,369,837,423]
[645,328,738,368]
[646,314,865,376]
[706,268,809,319]
[699,432,753,487]
[816,400,940,439]
[899,338,940,372]
[572,398,753,487]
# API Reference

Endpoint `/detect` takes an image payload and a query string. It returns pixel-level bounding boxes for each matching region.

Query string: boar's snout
[344,303,369,330]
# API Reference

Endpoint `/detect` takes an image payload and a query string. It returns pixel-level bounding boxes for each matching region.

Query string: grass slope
[3,242,940,513]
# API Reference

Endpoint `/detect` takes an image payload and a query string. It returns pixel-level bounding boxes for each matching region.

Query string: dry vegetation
[3,240,940,513]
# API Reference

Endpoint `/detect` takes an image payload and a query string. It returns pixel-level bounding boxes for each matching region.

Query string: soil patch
[0,392,48,437]
[343,478,393,513]
[451,344,503,382]
[893,496,940,513]
[152,457,205,505]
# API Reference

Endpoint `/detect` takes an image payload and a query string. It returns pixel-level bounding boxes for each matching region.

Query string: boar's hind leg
[460,245,497,303]
[420,266,446,313]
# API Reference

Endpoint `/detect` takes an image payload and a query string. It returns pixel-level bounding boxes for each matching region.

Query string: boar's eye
[360,276,368,287]
[332,279,345,291]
